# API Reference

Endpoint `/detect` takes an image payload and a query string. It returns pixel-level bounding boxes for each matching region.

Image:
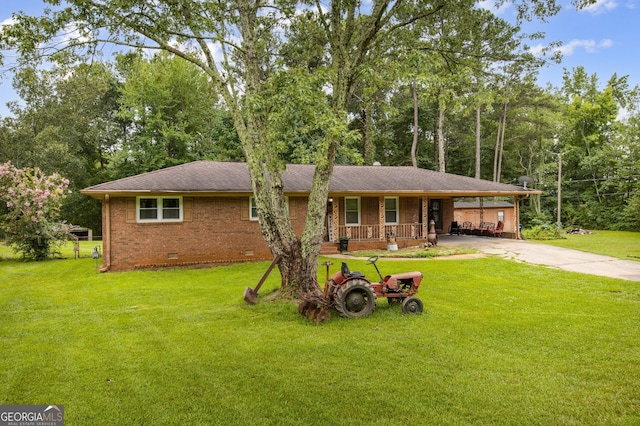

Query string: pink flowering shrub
[0,161,73,260]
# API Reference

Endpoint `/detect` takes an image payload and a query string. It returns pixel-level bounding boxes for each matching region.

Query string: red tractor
[317,256,424,319]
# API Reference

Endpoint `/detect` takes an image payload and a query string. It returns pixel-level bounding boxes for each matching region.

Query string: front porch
[321,222,429,254]
[325,195,445,243]
[337,223,425,241]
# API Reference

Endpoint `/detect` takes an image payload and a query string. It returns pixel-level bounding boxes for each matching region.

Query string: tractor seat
[341,261,365,279]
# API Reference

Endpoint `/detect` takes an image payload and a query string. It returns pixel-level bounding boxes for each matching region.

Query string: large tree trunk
[359,104,378,165]
[437,98,446,173]
[219,0,400,301]
[411,80,419,168]
[493,114,501,182]
[243,157,335,299]
[498,102,507,182]
[493,102,507,182]
[475,107,481,179]
[232,5,320,296]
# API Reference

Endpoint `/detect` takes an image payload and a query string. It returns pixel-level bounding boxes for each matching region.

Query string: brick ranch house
[81,161,539,271]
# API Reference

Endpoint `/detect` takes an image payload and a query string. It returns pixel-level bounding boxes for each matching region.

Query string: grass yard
[1,241,639,424]
[533,230,640,261]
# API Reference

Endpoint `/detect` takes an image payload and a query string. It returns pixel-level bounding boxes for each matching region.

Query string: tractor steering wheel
[366,256,379,265]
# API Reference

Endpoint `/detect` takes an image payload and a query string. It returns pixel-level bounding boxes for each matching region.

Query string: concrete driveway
[438,234,640,282]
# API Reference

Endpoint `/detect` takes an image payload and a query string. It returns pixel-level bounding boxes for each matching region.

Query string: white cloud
[57,22,92,46]
[477,0,513,16]
[581,0,618,14]
[205,40,228,66]
[528,43,545,56]
[558,38,613,55]
[1,17,15,28]
[527,38,613,57]
[617,107,631,122]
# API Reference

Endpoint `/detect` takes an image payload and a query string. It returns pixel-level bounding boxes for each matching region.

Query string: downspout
[99,194,111,272]
[513,196,519,240]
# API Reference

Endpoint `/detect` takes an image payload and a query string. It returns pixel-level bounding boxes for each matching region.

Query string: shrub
[0,162,73,260]
[619,191,640,231]
[522,223,566,240]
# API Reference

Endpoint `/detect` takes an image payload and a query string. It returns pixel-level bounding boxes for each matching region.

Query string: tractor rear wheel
[334,279,376,318]
[402,296,423,314]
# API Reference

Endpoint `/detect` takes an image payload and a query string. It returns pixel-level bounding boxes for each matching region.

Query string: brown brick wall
[441,199,454,232]
[103,196,309,271]
[454,206,515,232]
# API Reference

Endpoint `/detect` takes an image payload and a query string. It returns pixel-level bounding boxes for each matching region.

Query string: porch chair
[474,222,494,236]
[449,221,461,235]
[460,221,473,234]
[482,222,495,236]
[472,222,485,235]
[488,221,504,237]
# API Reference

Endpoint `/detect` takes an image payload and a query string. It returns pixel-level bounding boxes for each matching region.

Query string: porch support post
[513,195,520,240]
[378,197,385,240]
[332,198,340,243]
[422,197,429,238]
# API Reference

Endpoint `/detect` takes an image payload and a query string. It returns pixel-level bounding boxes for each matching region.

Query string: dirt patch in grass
[342,244,480,259]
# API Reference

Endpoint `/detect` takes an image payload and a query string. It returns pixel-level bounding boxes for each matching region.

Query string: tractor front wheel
[334,279,377,318]
[402,296,423,314]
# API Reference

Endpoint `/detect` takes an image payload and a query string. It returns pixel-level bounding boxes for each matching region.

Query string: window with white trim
[250,197,259,221]
[249,196,289,221]
[345,197,361,225]
[385,197,399,224]
[498,210,505,222]
[137,197,182,222]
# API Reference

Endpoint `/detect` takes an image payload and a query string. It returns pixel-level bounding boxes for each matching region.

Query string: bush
[520,209,553,229]
[619,191,640,231]
[522,223,566,240]
[0,162,73,260]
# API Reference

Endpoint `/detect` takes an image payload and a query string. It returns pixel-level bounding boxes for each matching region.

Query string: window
[385,197,399,224]
[345,197,360,225]
[139,198,158,220]
[250,197,259,221]
[498,210,505,222]
[249,196,289,221]
[137,197,182,222]
[162,198,180,219]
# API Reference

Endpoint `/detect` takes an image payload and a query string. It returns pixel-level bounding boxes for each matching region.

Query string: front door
[429,199,442,231]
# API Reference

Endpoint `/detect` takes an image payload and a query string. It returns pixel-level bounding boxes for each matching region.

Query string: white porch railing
[336,223,423,242]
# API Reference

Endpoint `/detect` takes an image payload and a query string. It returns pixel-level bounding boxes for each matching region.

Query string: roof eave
[440,190,542,197]
[81,188,541,199]
[79,189,256,199]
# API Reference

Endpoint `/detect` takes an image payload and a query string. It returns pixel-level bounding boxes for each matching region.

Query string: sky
[0,0,638,117]
[511,0,640,90]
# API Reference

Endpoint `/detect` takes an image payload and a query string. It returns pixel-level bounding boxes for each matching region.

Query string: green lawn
[533,230,640,261]
[1,241,639,425]
[0,240,103,261]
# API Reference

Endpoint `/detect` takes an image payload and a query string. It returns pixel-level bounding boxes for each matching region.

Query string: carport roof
[81,161,540,198]
[454,201,515,209]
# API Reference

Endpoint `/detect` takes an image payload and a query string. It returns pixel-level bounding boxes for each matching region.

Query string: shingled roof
[81,161,539,198]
